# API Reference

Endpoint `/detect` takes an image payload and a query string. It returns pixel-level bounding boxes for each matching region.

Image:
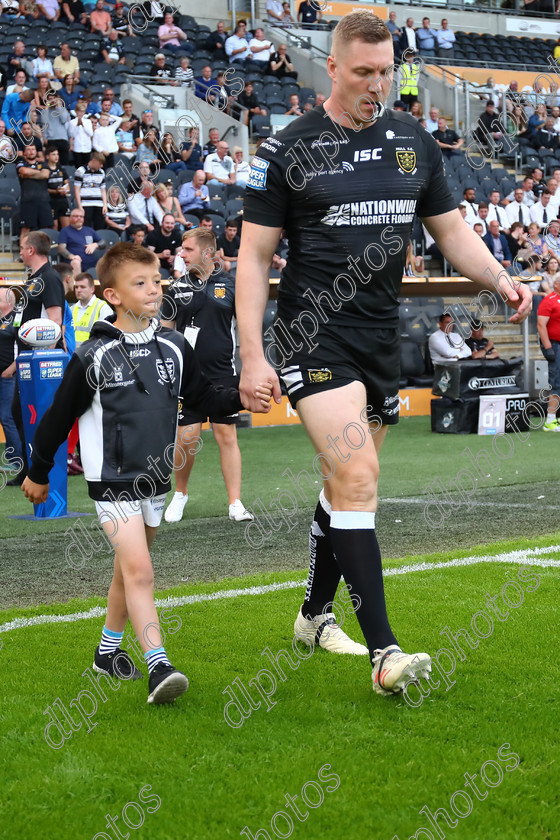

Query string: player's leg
[164,421,202,522]
[297,382,430,694]
[211,420,253,521]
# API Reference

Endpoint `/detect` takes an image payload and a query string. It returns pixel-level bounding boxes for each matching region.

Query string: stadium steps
[0,251,26,285]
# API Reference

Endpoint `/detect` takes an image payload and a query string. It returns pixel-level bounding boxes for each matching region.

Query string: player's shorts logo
[308,368,333,383]
[396,150,416,173]
[214,286,226,299]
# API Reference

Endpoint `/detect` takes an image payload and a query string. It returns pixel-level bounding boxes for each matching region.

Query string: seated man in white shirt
[203,140,234,185]
[225,24,251,63]
[486,189,509,231]
[127,180,163,232]
[249,28,273,64]
[428,313,472,364]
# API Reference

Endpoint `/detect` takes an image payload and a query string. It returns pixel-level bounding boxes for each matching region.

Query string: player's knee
[331,466,377,508]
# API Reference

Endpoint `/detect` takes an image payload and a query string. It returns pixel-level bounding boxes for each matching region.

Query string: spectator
[112,2,132,36]
[115,118,135,159]
[537,276,560,430]
[147,212,182,271]
[505,188,532,227]
[129,159,152,193]
[462,187,478,222]
[79,89,99,115]
[150,53,175,84]
[392,100,405,112]
[232,146,251,187]
[474,101,502,154]
[202,127,219,159]
[133,108,160,146]
[53,43,80,83]
[195,65,215,101]
[16,143,52,237]
[92,111,121,167]
[428,313,472,364]
[58,207,106,271]
[71,271,112,348]
[31,45,55,81]
[432,116,463,158]
[425,106,439,133]
[398,51,419,110]
[100,88,123,116]
[483,219,513,267]
[100,29,132,66]
[60,75,79,113]
[470,201,490,235]
[0,287,23,475]
[180,126,202,171]
[487,189,509,230]
[266,0,283,23]
[12,121,43,158]
[474,223,485,237]
[386,11,401,49]
[0,120,16,162]
[121,99,139,130]
[465,322,499,360]
[178,169,209,218]
[7,40,29,81]
[524,102,546,143]
[531,166,545,197]
[128,224,147,246]
[416,17,437,56]
[237,81,267,127]
[0,0,23,19]
[68,101,93,167]
[520,221,549,262]
[501,80,526,113]
[534,117,559,153]
[436,18,455,59]
[399,17,417,55]
[74,151,107,229]
[41,94,71,165]
[298,0,321,27]
[285,93,303,117]
[199,215,213,231]
[530,190,554,227]
[270,43,298,80]
[89,0,111,35]
[32,75,53,110]
[1,89,34,135]
[249,28,273,64]
[127,180,163,230]
[206,20,228,57]
[540,256,560,294]
[280,1,295,27]
[45,144,70,229]
[204,140,234,185]
[37,0,59,21]
[158,131,182,170]
[104,185,130,232]
[175,56,194,88]
[61,0,87,25]
[158,11,190,54]
[505,221,528,262]
[20,0,41,18]
[217,217,240,272]
[135,130,161,170]
[155,181,189,228]
[6,69,29,95]
[315,92,326,107]
[225,23,251,64]
[409,101,423,120]
[545,220,560,259]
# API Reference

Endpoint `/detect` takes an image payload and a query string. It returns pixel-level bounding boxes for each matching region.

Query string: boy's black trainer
[147,663,189,704]
[93,646,144,680]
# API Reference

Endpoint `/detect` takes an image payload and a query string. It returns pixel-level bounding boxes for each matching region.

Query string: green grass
[0,420,559,839]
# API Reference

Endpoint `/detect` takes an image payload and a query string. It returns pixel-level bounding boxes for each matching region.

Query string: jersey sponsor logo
[129,348,151,358]
[353,148,382,163]
[247,156,269,190]
[156,357,176,385]
[386,130,395,139]
[214,286,226,299]
[396,149,417,174]
[321,199,418,227]
[308,368,332,383]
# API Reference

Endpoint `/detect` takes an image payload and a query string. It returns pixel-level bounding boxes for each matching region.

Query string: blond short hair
[332,11,391,56]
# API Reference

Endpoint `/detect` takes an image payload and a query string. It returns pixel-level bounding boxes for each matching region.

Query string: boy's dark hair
[226,217,239,228]
[45,144,58,155]
[130,224,147,235]
[97,242,159,293]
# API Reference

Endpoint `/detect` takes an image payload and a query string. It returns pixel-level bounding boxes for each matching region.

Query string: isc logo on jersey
[353,148,382,163]
[247,157,269,190]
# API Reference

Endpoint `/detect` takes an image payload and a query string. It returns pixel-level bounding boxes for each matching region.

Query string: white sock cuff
[319,489,332,516]
[330,510,376,530]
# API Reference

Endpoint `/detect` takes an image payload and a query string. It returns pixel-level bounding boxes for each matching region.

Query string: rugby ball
[18,318,62,348]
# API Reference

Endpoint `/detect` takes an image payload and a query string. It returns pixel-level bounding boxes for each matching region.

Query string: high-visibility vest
[72,296,106,346]
[400,62,420,96]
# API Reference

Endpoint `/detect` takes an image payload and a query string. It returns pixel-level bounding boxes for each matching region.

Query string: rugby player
[236,12,532,696]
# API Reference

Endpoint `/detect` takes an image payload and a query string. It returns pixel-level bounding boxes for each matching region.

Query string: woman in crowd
[104,185,131,234]
[409,101,423,120]
[182,126,202,171]
[540,255,560,294]
[135,130,161,171]
[59,74,79,113]
[159,131,185,172]
[505,221,528,263]
[232,146,251,187]
[154,182,189,229]
[33,75,54,110]
[522,221,549,262]
[32,45,55,82]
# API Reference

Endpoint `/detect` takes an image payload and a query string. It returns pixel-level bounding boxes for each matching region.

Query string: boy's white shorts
[95,494,167,530]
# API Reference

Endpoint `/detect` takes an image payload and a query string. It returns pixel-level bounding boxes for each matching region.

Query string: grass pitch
[0,419,559,840]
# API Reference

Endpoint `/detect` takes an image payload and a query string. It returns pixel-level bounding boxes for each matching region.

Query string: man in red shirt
[537,275,560,430]
[90,0,111,35]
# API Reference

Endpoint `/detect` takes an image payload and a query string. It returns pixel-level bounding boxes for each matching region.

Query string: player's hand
[22,476,49,504]
[498,274,532,324]
[240,360,282,413]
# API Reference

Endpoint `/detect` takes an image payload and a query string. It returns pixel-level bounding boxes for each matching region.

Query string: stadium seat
[206,213,225,235]
[400,339,433,387]
[299,87,316,104]
[209,198,226,216]
[184,213,200,228]
[226,184,246,201]
[207,182,226,199]
[225,200,243,218]
[96,229,120,248]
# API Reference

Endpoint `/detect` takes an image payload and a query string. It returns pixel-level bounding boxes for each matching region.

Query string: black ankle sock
[329,511,398,657]
[302,493,341,619]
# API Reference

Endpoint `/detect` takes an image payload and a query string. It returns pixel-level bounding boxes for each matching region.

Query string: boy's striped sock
[144,646,171,674]
[99,626,124,655]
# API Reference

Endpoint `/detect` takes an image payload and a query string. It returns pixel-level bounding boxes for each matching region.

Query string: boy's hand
[22,477,49,504]
[251,382,274,413]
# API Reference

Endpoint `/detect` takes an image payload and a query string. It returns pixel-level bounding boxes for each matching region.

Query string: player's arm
[422,209,532,324]
[236,220,283,411]
[22,354,94,503]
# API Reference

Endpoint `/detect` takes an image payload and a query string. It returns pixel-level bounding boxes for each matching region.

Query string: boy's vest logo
[156,358,176,385]
[114,365,123,383]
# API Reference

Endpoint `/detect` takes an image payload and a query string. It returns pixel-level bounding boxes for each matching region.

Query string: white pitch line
[0,546,558,635]
[383,498,560,509]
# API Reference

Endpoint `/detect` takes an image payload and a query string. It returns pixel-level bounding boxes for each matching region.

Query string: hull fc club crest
[396,149,417,175]
[156,358,176,385]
